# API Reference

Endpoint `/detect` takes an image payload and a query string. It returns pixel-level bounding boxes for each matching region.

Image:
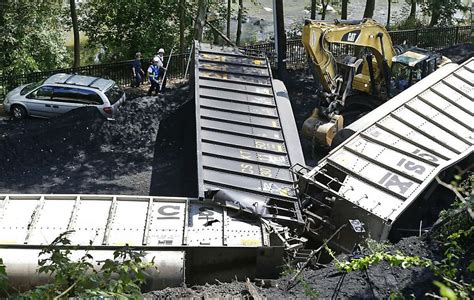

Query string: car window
[26,86,53,100]
[104,84,124,105]
[21,79,46,96]
[52,87,104,105]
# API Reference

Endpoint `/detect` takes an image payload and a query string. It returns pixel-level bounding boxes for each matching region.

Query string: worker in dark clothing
[147,57,160,96]
[132,52,144,87]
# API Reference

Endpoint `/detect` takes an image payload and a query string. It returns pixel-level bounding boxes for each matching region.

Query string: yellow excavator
[301,18,447,147]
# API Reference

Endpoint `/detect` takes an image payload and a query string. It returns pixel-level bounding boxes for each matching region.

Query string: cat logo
[347,32,357,42]
[342,30,361,43]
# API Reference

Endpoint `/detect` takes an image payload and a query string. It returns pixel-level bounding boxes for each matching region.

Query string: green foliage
[300,277,319,299]
[81,0,190,61]
[0,259,8,297]
[390,16,427,30]
[433,281,457,300]
[428,173,474,299]
[11,231,157,299]
[0,1,69,74]
[328,173,473,299]
[421,0,470,27]
[327,244,432,273]
[281,258,318,298]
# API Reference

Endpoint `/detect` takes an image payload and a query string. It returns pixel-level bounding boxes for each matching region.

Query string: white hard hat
[158,48,165,54]
[153,56,160,63]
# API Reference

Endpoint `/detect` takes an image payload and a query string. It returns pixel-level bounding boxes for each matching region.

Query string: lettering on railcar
[260,167,273,178]
[397,158,426,175]
[198,207,215,220]
[257,153,286,164]
[412,149,439,163]
[239,150,253,160]
[156,205,181,219]
[241,163,254,174]
[378,172,414,195]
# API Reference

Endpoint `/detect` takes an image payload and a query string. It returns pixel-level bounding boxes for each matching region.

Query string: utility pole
[273,0,287,81]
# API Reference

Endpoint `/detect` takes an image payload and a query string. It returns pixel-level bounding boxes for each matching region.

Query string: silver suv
[3,73,126,119]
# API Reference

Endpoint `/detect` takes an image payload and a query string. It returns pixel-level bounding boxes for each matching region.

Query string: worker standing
[131,52,144,88]
[147,57,160,96]
[155,48,167,80]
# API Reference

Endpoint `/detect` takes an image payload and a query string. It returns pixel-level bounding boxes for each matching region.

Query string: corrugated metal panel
[0,194,284,290]
[304,58,473,224]
[0,194,269,248]
[194,43,305,223]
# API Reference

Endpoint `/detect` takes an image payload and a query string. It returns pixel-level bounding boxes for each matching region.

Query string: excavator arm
[302,19,397,103]
[301,19,399,148]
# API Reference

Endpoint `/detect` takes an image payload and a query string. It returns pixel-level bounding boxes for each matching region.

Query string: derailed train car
[0,195,285,290]
[0,43,306,291]
[297,58,473,252]
[0,45,471,290]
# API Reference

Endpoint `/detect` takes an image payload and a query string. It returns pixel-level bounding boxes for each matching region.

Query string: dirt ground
[0,83,191,195]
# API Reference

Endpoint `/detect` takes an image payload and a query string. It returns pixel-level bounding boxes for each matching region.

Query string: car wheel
[11,105,27,120]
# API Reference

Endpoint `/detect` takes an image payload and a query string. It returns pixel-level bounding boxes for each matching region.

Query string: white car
[3,73,126,119]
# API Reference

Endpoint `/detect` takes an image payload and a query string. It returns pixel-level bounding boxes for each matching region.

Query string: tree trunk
[193,0,208,41]
[409,0,416,19]
[321,0,329,20]
[363,0,375,18]
[274,0,287,80]
[227,0,231,38]
[310,0,317,19]
[386,0,391,27]
[69,0,80,68]
[236,0,242,45]
[429,10,440,27]
[341,0,348,20]
[179,0,185,54]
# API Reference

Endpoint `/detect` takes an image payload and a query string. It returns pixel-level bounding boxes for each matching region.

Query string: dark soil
[0,84,191,195]
[145,236,438,299]
[439,43,474,64]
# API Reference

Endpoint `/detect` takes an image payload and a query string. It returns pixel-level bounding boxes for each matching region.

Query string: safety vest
[148,64,159,80]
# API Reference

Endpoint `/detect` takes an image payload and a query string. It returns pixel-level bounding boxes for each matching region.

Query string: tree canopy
[80,0,189,61]
[0,1,68,74]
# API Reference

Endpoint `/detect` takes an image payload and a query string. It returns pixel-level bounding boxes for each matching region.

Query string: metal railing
[0,53,191,101]
[0,25,470,101]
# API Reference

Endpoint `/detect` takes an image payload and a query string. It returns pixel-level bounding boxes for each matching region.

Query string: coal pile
[439,43,474,64]
[0,85,191,195]
[146,236,437,298]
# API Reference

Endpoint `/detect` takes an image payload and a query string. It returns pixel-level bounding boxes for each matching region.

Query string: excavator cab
[391,49,441,95]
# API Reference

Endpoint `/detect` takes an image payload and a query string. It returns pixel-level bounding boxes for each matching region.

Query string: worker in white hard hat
[155,48,166,71]
[154,48,168,93]
[147,57,161,96]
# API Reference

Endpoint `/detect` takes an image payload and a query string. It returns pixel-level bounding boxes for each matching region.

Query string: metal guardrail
[0,25,470,101]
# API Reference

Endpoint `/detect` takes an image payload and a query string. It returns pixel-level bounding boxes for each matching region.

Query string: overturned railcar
[0,195,284,290]
[0,43,306,291]
[193,43,305,225]
[298,58,473,252]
